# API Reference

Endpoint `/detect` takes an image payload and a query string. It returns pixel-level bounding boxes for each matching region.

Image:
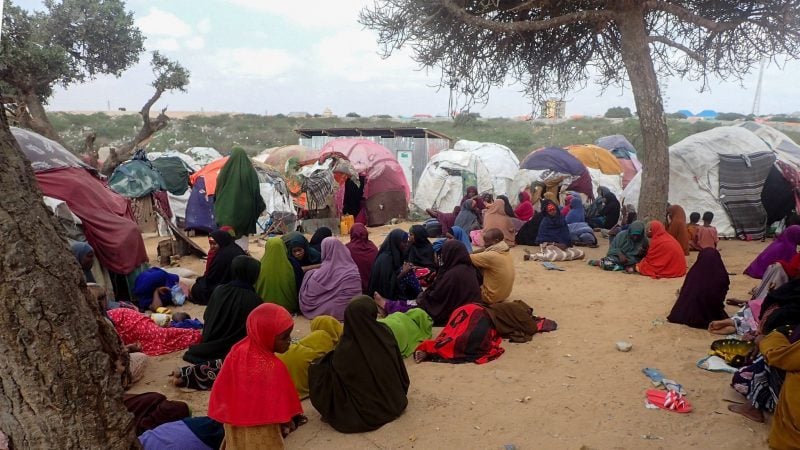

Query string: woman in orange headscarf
[667,205,690,255]
[637,221,688,279]
[481,199,517,247]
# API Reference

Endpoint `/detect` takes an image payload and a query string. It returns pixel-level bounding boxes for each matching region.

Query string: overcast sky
[13,0,800,117]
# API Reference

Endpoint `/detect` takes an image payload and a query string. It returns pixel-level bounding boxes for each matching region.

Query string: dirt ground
[129,226,772,449]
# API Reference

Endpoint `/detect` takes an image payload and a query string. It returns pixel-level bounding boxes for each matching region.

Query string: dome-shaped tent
[185,147,222,166]
[260,145,319,171]
[567,144,624,196]
[413,150,493,212]
[519,147,594,199]
[595,135,641,188]
[453,140,520,196]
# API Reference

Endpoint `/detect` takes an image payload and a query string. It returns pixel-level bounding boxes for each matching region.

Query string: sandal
[646,389,693,413]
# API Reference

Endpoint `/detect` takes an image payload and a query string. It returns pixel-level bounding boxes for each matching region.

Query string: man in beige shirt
[470,228,515,303]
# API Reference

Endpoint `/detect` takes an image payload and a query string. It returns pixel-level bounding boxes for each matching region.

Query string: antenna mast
[751,58,766,116]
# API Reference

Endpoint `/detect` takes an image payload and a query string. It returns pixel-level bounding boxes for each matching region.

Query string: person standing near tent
[214,147,265,252]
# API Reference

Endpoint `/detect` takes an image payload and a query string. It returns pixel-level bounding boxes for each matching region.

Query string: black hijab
[184,256,263,364]
[309,227,333,254]
[406,225,435,269]
[600,191,621,229]
[760,277,800,321]
[497,195,517,218]
[417,240,482,325]
[667,248,730,329]
[191,230,245,305]
[368,229,408,299]
[309,296,409,433]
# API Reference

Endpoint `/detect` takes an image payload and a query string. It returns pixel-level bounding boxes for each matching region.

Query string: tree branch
[437,0,614,33]
[644,1,740,32]
[648,35,706,63]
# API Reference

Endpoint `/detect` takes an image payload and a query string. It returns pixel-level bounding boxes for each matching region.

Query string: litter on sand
[542,262,566,271]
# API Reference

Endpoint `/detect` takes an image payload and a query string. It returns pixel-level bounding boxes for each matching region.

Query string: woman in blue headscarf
[565,197,585,224]
[432,226,473,254]
[70,241,96,282]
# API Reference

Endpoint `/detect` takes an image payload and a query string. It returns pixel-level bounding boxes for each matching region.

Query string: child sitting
[692,211,719,250]
[687,212,701,249]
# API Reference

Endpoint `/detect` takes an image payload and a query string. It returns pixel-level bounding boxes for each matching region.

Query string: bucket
[340,214,354,235]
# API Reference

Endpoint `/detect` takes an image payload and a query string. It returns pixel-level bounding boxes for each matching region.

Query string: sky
[11,0,800,117]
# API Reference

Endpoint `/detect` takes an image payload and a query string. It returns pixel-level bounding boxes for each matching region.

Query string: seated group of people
[664,224,800,449]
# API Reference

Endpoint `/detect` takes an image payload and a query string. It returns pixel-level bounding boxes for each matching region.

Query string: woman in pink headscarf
[345,223,379,292]
[300,237,363,320]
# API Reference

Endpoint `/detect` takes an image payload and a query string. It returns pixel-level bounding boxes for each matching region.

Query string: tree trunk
[18,89,63,145]
[0,104,137,447]
[615,2,670,223]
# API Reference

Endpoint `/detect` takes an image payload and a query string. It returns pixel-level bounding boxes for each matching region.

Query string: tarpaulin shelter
[595,135,641,188]
[147,150,201,171]
[258,145,320,171]
[319,139,410,226]
[185,147,222,166]
[108,151,172,233]
[147,155,194,228]
[185,176,216,232]
[566,144,624,196]
[453,140,520,196]
[413,150,493,212]
[519,146,594,199]
[189,157,229,196]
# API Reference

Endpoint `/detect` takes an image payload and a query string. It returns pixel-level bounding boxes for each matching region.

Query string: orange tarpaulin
[189,157,229,196]
[567,144,623,175]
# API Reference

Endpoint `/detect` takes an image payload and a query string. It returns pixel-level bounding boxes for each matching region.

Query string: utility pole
[751,58,766,116]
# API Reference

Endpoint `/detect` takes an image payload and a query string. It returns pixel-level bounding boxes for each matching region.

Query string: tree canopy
[605,107,633,119]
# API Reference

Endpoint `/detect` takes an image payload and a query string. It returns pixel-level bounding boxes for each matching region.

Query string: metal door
[396,150,414,195]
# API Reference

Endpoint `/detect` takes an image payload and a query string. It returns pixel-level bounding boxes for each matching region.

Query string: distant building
[412,114,433,119]
[288,111,310,118]
[677,109,694,118]
[695,109,718,120]
[322,108,334,118]
[540,99,566,119]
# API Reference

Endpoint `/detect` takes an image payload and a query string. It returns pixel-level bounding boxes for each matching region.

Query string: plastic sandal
[646,389,693,413]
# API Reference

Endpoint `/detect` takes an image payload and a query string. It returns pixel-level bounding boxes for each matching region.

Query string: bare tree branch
[648,35,706,63]
[436,0,614,33]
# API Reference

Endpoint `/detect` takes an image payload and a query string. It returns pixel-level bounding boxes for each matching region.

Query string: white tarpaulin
[413,150,493,212]
[185,147,222,167]
[454,140,520,196]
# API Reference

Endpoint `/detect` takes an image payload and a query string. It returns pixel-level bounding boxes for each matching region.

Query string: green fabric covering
[108,160,166,198]
[150,157,191,195]
[378,308,433,358]
[214,147,266,237]
[608,220,648,263]
[256,237,298,312]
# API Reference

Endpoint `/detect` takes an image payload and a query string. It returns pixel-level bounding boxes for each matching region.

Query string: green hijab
[378,308,434,358]
[255,237,298,312]
[214,147,266,237]
[608,220,648,262]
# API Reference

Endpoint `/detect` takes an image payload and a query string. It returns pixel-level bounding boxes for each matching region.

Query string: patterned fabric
[718,152,776,239]
[777,160,800,212]
[532,244,585,262]
[416,303,504,364]
[301,171,334,210]
[107,308,202,356]
[178,359,223,391]
[731,355,785,412]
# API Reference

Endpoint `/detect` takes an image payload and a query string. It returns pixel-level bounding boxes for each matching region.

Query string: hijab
[561,194,573,217]
[417,240,482,325]
[184,256,263,364]
[300,238,363,321]
[745,225,800,279]
[208,304,302,427]
[308,296,409,433]
[482,199,516,246]
[406,225,435,268]
[309,227,333,253]
[608,220,648,263]
[203,229,245,292]
[71,241,95,282]
[378,308,434,358]
[367,229,408,299]
[497,195,516,218]
[450,226,473,253]
[214,147,266,237]
[667,205,690,255]
[454,199,480,231]
[565,196,585,224]
[514,191,534,222]
[277,316,344,399]
[346,223,379,292]
[434,206,459,236]
[256,237,299,313]
[667,248,730,328]
[535,200,572,246]
[637,221,687,279]
[283,232,321,265]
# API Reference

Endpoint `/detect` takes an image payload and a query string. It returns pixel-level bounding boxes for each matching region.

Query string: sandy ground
[128,226,773,449]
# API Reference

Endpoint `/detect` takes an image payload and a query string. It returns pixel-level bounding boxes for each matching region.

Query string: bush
[715,112,747,121]
[345,112,361,118]
[666,112,687,119]
[604,106,633,118]
[454,112,480,127]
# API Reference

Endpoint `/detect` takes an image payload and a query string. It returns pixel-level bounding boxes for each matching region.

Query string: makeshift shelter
[518,147,594,199]
[567,144,624,196]
[147,150,201,171]
[185,147,222,166]
[622,126,782,238]
[453,140,520,196]
[108,151,171,233]
[319,139,410,226]
[260,145,319,171]
[189,157,229,196]
[149,156,194,226]
[595,135,642,188]
[412,150,493,212]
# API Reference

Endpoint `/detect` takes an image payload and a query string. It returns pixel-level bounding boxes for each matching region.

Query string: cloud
[214,48,298,79]
[197,18,212,34]
[150,38,181,52]
[137,8,192,38]
[185,36,206,51]
[227,0,367,28]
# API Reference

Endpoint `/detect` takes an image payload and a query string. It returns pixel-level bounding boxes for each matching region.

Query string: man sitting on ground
[470,228,515,304]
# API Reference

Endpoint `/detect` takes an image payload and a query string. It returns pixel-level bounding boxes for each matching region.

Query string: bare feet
[708,319,737,335]
[413,350,428,364]
[169,368,186,388]
[726,298,748,307]
[728,403,764,423]
[373,293,388,317]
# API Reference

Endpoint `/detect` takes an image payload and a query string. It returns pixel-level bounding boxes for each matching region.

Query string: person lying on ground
[414,303,504,365]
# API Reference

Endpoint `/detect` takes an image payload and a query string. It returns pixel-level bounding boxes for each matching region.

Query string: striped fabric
[718,152,776,239]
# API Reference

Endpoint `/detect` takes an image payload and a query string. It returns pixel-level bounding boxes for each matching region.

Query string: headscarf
[599,190,621,229]
[346,223,379,292]
[193,230,246,305]
[561,194,573,217]
[514,192,534,222]
[406,225,435,268]
[309,227,333,254]
[132,267,179,310]
[565,196,585,224]
[417,240,482,325]
[454,199,480,232]
[637,221,687,279]
[368,229,409,299]
[378,308,434,358]
[300,238,363,320]
[535,200,572,246]
[308,296,409,433]
[482,199,516,246]
[497,195,516,218]
[208,304,302,427]
[745,225,800,279]
[70,241,95,282]
[184,256,263,364]
[450,226,473,253]
[667,205,690,255]
[277,316,344,399]
[607,220,647,263]
[214,147,266,237]
[667,248,730,329]
[433,206,459,236]
[256,237,299,313]
[283,232,321,265]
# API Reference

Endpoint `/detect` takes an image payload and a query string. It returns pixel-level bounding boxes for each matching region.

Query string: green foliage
[150,51,189,93]
[666,112,687,119]
[604,106,633,118]
[715,112,747,121]
[345,112,361,118]
[453,112,481,128]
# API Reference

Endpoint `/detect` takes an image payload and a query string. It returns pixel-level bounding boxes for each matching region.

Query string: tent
[566,144,624,196]
[595,135,642,188]
[189,157,229,196]
[319,139,410,226]
[146,156,194,227]
[147,150,201,171]
[185,147,222,166]
[259,145,319,171]
[412,150,493,212]
[453,140,520,196]
[519,147,594,199]
[621,126,785,238]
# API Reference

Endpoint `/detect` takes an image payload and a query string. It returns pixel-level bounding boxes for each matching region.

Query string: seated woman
[565,196,585,225]
[309,227,332,254]
[277,316,343,399]
[300,237,362,321]
[183,255,263,365]
[407,224,436,270]
[283,232,322,279]
[257,237,299,313]
[368,229,420,303]
[346,223,379,293]
[568,222,598,247]
[107,307,202,356]
[432,225,472,255]
[589,221,647,272]
[378,308,434,358]
[414,303,504,365]
[71,241,96,282]
[667,248,730,329]
[637,221,687,279]
[139,416,224,450]
[191,230,245,305]
[514,191,534,222]
[588,187,621,230]
[666,204,691,256]
[744,225,800,279]
[454,199,481,232]
[133,267,180,312]
[475,198,516,247]
[309,296,409,433]
[425,204,460,237]
[759,320,800,449]
[209,304,306,448]
[531,200,585,261]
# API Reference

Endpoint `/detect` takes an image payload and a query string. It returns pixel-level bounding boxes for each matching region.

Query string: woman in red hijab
[345,223,379,292]
[637,221,688,279]
[514,191,534,222]
[208,304,306,448]
[666,205,691,255]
